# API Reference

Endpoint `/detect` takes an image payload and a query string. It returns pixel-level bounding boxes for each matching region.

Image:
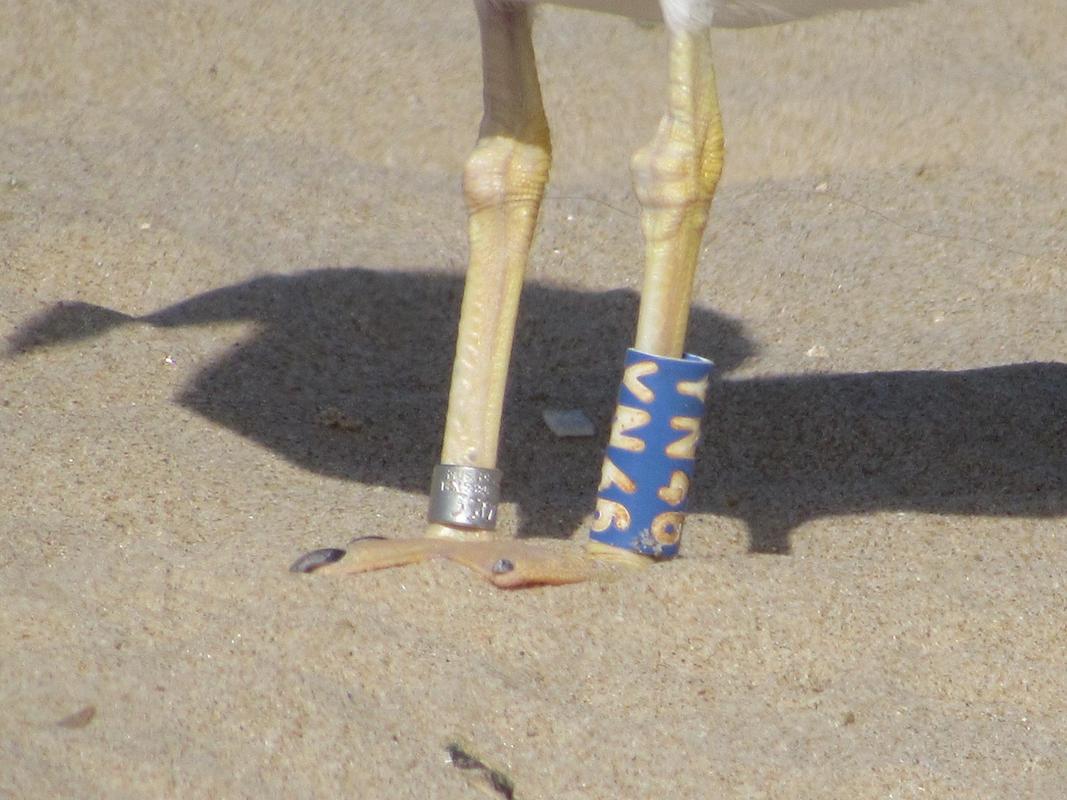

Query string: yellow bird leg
[633,28,724,358]
[585,28,724,569]
[295,2,566,585]
[432,0,550,545]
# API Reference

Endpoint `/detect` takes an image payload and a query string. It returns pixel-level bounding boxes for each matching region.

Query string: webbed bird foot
[291,533,651,589]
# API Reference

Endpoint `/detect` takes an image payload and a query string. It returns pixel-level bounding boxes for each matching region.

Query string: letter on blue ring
[589,348,714,558]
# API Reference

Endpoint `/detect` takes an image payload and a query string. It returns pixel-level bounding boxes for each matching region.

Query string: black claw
[289,548,347,573]
[490,558,515,575]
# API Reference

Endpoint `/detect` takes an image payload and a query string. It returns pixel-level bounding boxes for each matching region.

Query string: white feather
[701,0,915,29]
[517,0,914,31]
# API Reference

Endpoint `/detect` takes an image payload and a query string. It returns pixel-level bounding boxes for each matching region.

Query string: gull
[293,0,910,587]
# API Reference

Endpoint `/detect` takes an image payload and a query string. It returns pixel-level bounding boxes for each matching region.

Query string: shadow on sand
[9,266,1066,553]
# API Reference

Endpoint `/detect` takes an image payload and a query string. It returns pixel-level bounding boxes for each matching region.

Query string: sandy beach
[2,0,1065,796]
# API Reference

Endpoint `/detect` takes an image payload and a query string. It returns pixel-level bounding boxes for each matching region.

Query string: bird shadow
[8,266,1066,553]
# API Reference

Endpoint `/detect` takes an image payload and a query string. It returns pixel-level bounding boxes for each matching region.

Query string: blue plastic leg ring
[589,348,714,558]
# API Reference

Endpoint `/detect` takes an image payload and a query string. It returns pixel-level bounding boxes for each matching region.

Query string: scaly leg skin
[293,21,724,588]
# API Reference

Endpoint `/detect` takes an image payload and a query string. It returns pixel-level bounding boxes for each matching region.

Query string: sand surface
[2,1,1065,797]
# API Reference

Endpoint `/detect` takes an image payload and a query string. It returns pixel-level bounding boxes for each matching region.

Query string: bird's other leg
[293,1,597,587]
[632,28,722,356]
[587,26,723,568]
[428,0,551,543]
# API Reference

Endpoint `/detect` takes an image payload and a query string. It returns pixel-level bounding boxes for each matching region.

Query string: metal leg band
[428,464,502,530]
[589,348,714,558]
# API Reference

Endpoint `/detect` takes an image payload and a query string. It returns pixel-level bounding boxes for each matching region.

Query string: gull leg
[588,27,724,567]
[294,2,601,587]
[427,0,551,543]
[632,28,723,357]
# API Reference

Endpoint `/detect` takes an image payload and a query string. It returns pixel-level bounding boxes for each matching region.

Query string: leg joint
[631,123,723,211]
[463,132,552,214]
